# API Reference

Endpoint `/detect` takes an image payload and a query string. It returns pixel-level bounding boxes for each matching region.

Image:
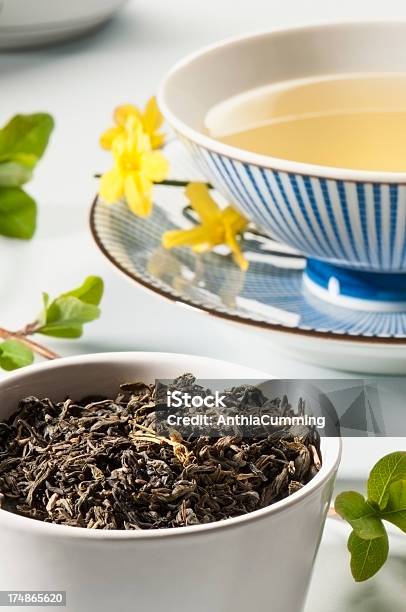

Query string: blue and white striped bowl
[159,22,406,311]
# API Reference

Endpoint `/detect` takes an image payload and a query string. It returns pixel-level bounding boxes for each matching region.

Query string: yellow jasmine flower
[162,182,249,270]
[100,96,165,151]
[99,117,169,217]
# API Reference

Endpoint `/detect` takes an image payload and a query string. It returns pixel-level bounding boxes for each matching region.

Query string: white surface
[306,519,406,611]
[0,0,404,478]
[0,353,340,612]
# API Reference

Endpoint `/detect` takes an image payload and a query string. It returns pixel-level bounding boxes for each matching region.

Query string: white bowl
[0,0,129,49]
[0,352,341,612]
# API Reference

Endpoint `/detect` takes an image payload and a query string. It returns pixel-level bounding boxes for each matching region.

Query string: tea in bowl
[0,352,341,612]
[159,22,406,311]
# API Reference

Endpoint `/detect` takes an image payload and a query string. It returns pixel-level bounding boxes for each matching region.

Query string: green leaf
[335,491,386,539]
[382,480,406,533]
[36,277,104,338]
[3,153,38,168]
[348,530,389,582]
[0,186,36,239]
[0,340,34,371]
[0,114,54,167]
[368,452,406,509]
[60,276,104,306]
[37,292,50,328]
[0,161,33,186]
[38,297,100,338]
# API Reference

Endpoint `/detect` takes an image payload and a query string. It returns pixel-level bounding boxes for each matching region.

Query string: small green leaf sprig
[0,113,54,239]
[0,276,103,370]
[335,451,406,582]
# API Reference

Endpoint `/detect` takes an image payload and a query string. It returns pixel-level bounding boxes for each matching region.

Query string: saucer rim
[90,196,406,347]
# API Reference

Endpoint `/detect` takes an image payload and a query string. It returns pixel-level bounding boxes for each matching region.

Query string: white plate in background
[0,0,129,49]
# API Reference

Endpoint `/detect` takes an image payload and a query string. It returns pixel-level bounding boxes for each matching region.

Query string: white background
[1,0,405,478]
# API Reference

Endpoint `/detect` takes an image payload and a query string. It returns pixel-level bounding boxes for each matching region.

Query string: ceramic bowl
[0,0,129,49]
[0,352,341,612]
[159,22,406,311]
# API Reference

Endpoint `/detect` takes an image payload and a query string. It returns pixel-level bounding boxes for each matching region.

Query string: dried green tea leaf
[367,452,406,509]
[0,340,34,371]
[0,186,36,239]
[0,375,321,530]
[335,491,385,539]
[348,530,389,582]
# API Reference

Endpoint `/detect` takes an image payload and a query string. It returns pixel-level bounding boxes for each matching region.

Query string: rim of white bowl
[158,20,406,184]
[0,351,341,541]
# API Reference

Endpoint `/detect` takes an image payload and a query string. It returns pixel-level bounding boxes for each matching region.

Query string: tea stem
[0,327,60,361]
[131,422,193,465]
[94,175,213,189]
[157,179,213,189]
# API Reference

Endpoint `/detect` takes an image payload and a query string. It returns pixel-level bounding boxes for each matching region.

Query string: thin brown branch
[0,327,60,361]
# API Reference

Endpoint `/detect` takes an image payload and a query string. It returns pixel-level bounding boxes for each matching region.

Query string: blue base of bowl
[304,259,406,312]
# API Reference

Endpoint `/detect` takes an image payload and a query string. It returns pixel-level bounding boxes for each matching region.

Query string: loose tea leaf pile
[0,375,321,530]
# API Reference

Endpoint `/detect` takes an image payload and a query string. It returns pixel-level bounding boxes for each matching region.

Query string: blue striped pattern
[186,141,406,272]
[92,196,406,339]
